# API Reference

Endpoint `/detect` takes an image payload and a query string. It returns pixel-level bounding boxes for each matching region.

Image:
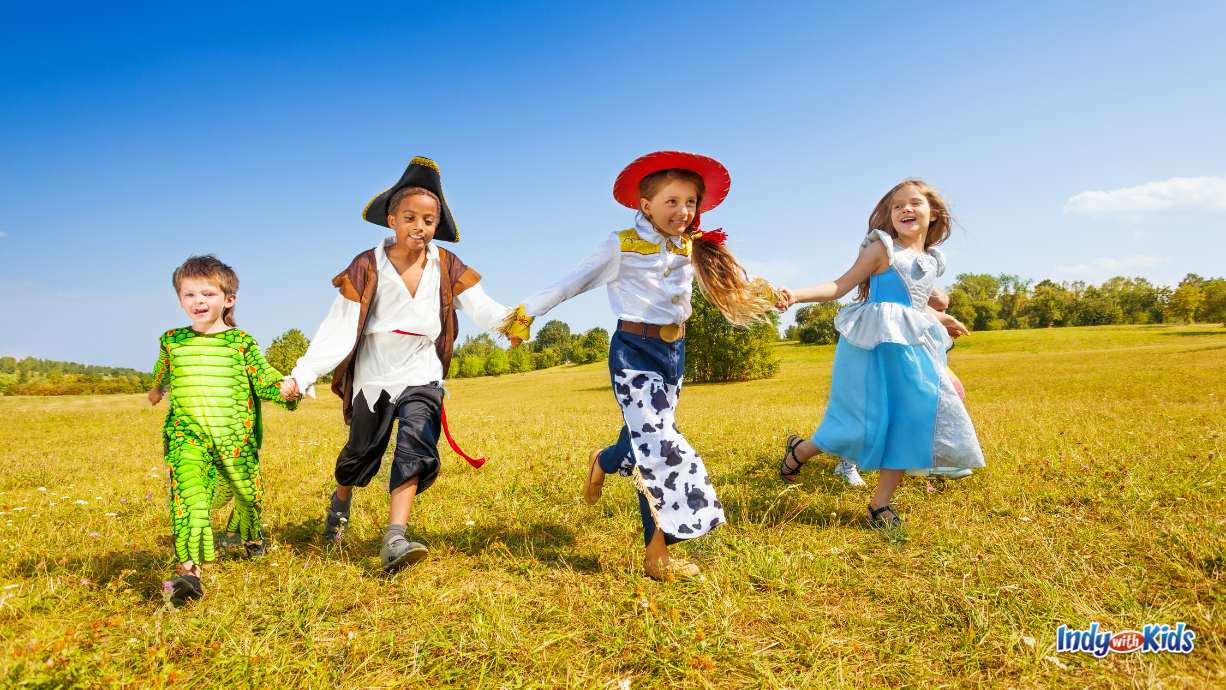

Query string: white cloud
[1064,176,1226,217]
[1055,255,1169,276]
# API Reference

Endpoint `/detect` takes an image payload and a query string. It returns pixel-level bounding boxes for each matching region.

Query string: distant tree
[507,346,532,373]
[265,328,310,375]
[948,274,1002,331]
[455,334,497,361]
[531,347,562,370]
[684,288,780,383]
[1022,280,1072,327]
[1198,278,1226,324]
[570,327,609,364]
[997,275,1032,329]
[483,348,509,376]
[459,355,484,378]
[792,303,842,345]
[1070,285,1123,326]
[534,320,572,360]
[1167,278,1204,323]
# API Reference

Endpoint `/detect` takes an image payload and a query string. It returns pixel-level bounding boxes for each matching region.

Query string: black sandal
[779,434,806,484]
[164,566,204,608]
[244,541,266,558]
[868,504,903,528]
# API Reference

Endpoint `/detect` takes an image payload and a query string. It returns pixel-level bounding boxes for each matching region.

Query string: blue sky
[1,1,1224,369]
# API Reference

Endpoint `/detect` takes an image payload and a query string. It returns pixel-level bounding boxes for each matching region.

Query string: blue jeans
[597,330,686,547]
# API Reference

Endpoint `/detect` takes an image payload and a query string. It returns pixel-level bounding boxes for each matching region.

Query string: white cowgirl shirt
[290,238,510,409]
[522,215,694,325]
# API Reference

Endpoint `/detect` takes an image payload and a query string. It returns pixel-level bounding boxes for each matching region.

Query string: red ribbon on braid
[687,212,727,245]
[440,404,486,468]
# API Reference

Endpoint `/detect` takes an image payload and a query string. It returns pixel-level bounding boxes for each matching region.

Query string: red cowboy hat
[612,151,731,213]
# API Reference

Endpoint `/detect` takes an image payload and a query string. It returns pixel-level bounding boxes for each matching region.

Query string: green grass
[1,324,1223,689]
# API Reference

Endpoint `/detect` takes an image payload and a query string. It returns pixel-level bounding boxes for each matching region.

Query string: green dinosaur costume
[152,327,296,565]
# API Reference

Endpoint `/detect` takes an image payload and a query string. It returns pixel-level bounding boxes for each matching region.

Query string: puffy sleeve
[455,282,513,333]
[520,233,620,318]
[928,247,947,277]
[861,229,897,266]
[290,294,360,398]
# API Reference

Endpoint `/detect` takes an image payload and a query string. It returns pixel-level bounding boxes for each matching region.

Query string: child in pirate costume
[501,151,777,581]
[150,255,298,606]
[281,156,514,572]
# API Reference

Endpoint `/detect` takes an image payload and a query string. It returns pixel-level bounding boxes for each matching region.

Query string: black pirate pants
[335,385,444,494]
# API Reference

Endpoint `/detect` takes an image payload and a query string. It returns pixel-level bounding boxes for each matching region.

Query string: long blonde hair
[856,178,953,301]
[639,170,775,325]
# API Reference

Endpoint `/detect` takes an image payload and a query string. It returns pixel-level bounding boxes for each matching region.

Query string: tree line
[0,356,154,396]
[945,273,1225,331]
[785,273,1226,345]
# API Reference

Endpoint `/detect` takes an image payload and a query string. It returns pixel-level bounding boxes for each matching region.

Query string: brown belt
[617,320,686,343]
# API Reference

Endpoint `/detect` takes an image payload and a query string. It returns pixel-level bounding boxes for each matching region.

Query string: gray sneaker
[380,537,428,573]
[833,460,867,487]
[323,492,351,546]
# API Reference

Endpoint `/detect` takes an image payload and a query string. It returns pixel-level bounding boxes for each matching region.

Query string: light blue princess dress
[812,229,985,472]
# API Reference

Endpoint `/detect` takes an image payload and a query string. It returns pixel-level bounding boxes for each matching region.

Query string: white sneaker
[832,460,866,487]
[931,467,973,480]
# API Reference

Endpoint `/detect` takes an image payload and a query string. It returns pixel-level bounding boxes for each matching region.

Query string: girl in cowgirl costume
[502,151,775,580]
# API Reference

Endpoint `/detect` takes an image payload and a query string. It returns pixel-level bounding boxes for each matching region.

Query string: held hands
[147,388,163,405]
[280,377,302,401]
[775,288,796,312]
[936,311,969,338]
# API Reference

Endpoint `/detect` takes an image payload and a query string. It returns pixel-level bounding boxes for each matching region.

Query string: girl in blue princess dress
[775,179,984,527]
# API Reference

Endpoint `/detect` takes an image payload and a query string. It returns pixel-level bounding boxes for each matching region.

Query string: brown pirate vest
[328,245,481,424]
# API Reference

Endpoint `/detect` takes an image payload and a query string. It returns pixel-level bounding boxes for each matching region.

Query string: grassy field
[1,324,1223,689]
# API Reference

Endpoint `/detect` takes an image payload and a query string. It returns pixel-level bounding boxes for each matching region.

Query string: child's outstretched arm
[500,235,620,340]
[928,287,950,312]
[777,241,888,308]
[149,336,170,405]
[454,282,521,345]
[285,295,360,399]
[241,333,299,409]
[924,287,969,337]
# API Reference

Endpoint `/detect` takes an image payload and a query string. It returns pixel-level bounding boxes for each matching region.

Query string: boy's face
[388,193,439,251]
[178,277,235,330]
[640,179,699,237]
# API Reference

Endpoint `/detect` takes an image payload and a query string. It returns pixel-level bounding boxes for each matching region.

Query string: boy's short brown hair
[172,255,240,326]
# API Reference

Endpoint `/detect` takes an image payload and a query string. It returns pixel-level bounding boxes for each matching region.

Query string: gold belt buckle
[659,323,682,343]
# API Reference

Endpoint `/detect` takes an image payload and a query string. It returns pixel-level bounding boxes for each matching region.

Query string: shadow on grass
[273,516,600,573]
[6,546,178,603]
[1157,329,1226,337]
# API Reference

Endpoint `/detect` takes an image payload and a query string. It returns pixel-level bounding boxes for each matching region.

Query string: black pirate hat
[362,156,460,242]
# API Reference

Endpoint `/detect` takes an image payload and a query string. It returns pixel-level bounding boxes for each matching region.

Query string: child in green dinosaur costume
[149,255,297,605]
